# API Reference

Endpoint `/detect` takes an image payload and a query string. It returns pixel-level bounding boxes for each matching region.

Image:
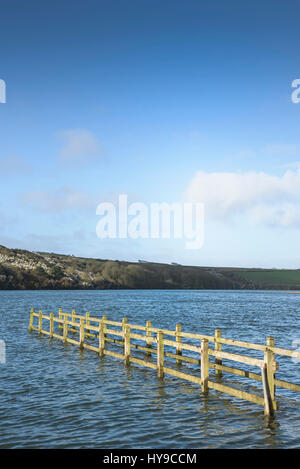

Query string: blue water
[0,289,299,449]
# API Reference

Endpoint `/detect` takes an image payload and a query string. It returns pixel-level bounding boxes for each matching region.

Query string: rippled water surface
[0,289,300,448]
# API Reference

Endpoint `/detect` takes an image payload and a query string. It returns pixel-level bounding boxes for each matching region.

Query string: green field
[230,269,300,286]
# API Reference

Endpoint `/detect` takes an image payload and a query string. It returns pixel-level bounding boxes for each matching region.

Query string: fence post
[265,336,277,411]
[262,363,273,416]
[71,309,75,332]
[50,313,54,338]
[122,317,127,343]
[146,320,152,356]
[79,318,85,349]
[86,312,90,335]
[102,314,107,342]
[28,308,34,332]
[38,310,43,334]
[201,338,209,393]
[99,320,105,357]
[124,325,131,365]
[59,307,63,330]
[176,324,182,364]
[215,329,222,377]
[63,314,68,342]
[157,331,164,378]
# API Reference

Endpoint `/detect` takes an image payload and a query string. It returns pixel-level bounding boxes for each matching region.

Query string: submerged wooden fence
[29,308,300,416]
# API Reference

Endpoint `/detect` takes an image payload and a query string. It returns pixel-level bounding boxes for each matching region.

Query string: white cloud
[22,187,95,213]
[57,129,102,166]
[185,167,300,228]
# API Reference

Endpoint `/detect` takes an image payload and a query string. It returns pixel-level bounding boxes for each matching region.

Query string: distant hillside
[0,244,300,290]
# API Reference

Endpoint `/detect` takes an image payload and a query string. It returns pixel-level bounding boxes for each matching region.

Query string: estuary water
[0,289,299,449]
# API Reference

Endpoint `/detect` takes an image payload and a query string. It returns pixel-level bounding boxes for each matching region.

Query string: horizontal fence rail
[28,308,300,416]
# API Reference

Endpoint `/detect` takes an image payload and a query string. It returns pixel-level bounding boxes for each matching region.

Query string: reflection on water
[0,289,300,448]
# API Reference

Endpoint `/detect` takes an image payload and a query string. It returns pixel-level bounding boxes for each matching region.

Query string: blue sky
[1,0,300,267]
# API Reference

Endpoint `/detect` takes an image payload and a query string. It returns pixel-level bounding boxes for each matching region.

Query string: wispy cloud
[262,143,300,157]
[21,189,141,215]
[57,129,102,166]
[22,186,96,213]
[185,166,300,228]
[0,156,31,175]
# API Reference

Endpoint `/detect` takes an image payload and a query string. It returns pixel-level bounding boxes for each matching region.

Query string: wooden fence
[29,308,300,416]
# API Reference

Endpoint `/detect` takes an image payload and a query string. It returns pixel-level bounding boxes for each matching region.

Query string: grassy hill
[0,244,300,290]
[227,269,300,286]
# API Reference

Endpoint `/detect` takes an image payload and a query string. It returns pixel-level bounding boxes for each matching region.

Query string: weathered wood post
[122,317,127,343]
[157,331,164,378]
[58,307,63,330]
[50,312,54,338]
[79,318,85,349]
[215,329,222,377]
[38,310,43,334]
[85,312,90,335]
[146,320,152,356]
[124,325,131,366]
[63,314,68,343]
[99,319,105,357]
[175,324,182,365]
[265,336,277,411]
[70,309,75,333]
[262,363,272,416]
[102,314,107,343]
[28,308,34,332]
[201,338,209,393]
